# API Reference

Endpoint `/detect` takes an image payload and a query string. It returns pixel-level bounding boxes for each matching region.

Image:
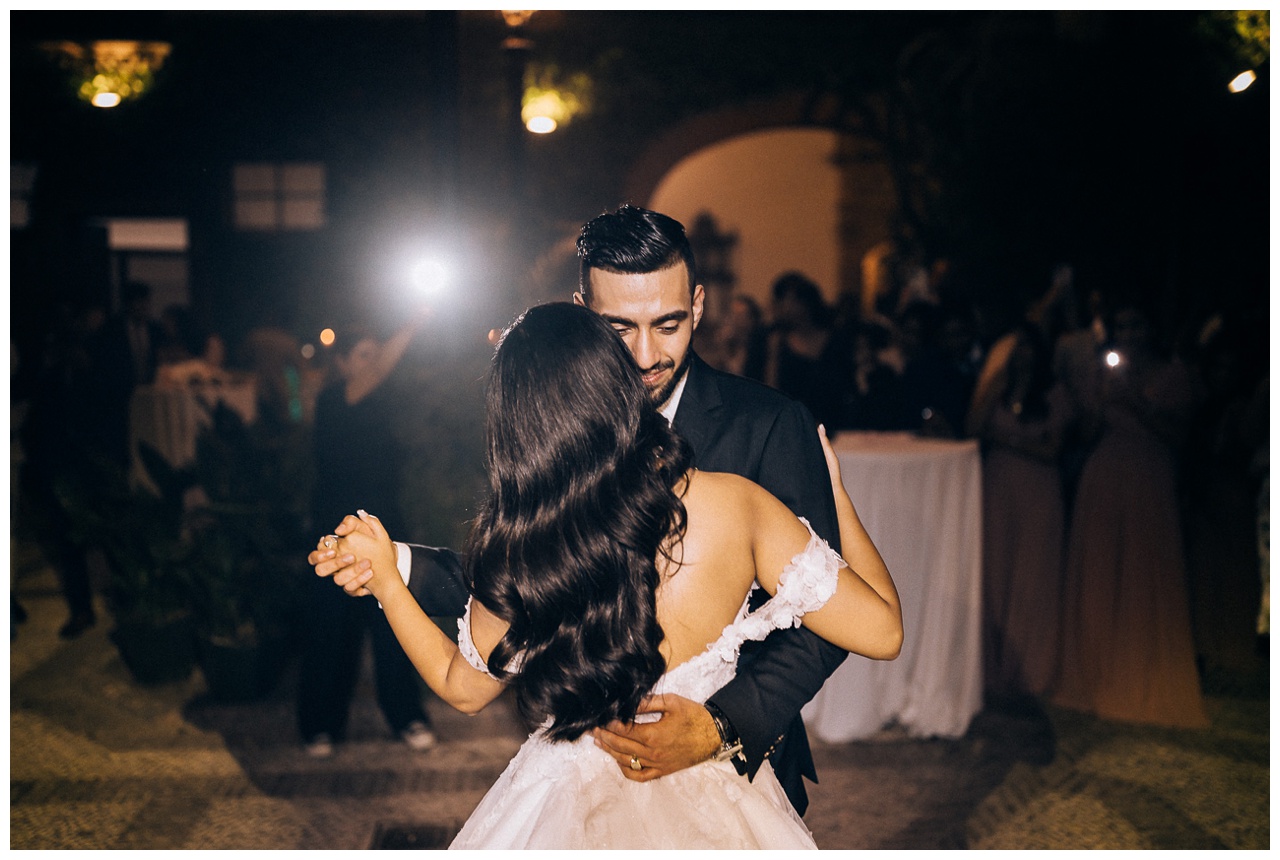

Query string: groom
[311,205,847,817]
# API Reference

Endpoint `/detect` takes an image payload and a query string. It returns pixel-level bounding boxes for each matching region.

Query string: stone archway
[622,93,899,318]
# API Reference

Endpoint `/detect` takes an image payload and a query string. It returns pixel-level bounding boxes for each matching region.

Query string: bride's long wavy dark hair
[465,302,692,741]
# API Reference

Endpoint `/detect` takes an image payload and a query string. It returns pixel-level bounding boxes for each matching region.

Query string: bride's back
[654,469,769,672]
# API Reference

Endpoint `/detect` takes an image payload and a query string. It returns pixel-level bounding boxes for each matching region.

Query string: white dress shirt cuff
[375,542,414,610]
[395,542,412,587]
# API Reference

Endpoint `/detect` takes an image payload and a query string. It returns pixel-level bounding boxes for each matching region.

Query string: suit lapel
[671,354,721,456]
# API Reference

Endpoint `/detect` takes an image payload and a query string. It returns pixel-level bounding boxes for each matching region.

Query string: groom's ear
[572,291,587,308]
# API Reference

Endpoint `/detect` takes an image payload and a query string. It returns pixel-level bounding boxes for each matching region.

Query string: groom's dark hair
[576,205,698,302]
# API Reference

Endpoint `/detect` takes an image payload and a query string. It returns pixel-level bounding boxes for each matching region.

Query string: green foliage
[1197,10,1270,69]
[186,400,312,643]
[53,444,196,627]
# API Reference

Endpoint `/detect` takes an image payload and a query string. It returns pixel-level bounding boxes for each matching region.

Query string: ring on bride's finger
[323,536,336,549]
[629,754,642,771]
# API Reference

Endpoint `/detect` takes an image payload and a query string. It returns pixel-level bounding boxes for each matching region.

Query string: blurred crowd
[695,258,1268,727]
[11,253,1269,733]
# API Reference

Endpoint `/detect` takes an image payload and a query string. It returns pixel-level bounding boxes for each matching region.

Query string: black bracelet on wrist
[704,702,746,773]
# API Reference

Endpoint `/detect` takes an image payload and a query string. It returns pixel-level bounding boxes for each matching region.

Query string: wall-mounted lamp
[522,87,579,134]
[521,67,590,135]
[41,39,171,108]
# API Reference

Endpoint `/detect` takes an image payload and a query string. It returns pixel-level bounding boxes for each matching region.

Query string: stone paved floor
[10,541,1270,850]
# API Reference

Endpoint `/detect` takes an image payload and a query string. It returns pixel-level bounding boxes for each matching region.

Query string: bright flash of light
[92,92,122,108]
[411,258,451,297]
[526,115,557,134]
[1105,350,1121,368]
[320,328,336,347]
[1229,70,1257,93]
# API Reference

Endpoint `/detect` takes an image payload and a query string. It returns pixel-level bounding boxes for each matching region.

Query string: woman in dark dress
[765,272,853,431]
[297,311,438,757]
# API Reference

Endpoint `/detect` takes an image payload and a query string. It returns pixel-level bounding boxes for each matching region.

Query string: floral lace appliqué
[457,598,504,680]
[654,518,844,703]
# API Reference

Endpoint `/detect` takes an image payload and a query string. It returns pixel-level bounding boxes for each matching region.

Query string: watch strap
[705,702,746,773]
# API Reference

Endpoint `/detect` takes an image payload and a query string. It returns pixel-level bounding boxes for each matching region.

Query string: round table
[802,431,984,741]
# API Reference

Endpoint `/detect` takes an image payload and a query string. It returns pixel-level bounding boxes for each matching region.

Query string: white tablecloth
[801,431,983,741]
[129,379,257,491]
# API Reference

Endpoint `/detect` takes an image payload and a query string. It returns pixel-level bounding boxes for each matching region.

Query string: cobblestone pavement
[10,545,1270,850]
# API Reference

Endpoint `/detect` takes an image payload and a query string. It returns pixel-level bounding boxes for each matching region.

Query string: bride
[323,302,902,849]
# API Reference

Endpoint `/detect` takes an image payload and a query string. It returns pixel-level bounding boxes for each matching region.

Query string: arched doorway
[648,127,843,319]
[627,97,899,332]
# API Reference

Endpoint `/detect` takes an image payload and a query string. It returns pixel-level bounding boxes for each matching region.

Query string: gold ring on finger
[629,754,642,771]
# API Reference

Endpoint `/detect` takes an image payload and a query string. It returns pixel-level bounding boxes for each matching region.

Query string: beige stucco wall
[648,127,844,312]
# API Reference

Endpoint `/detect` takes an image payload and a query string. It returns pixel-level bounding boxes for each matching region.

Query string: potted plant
[185,400,311,701]
[54,444,198,685]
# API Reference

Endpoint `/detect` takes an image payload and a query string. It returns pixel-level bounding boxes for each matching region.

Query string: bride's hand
[309,514,379,596]
[817,424,845,495]
[333,511,401,601]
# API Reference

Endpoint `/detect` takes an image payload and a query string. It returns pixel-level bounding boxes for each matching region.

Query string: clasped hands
[308,511,397,600]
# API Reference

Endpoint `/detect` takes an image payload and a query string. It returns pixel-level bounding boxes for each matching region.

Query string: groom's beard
[646,350,693,412]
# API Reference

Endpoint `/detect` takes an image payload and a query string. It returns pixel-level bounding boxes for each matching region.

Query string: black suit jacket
[404,353,846,815]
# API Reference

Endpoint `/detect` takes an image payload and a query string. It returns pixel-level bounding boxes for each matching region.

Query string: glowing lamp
[42,40,171,108]
[526,115,557,134]
[1105,350,1121,368]
[522,87,580,135]
[320,328,336,347]
[1229,70,1257,93]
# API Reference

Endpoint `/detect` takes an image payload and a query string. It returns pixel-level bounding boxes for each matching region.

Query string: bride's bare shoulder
[682,469,771,514]
[683,469,799,529]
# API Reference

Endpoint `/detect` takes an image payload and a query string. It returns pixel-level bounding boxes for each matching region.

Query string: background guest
[896,299,971,438]
[297,308,438,758]
[844,320,903,431]
[704,293,767,381]
[764,271,854,431]
[966,320,1074,698]
[1051,284,1110,515]
[1181,311,1269,678]
[1051,300,1209,728]
[18,300,109,638]
[91,281,162,468]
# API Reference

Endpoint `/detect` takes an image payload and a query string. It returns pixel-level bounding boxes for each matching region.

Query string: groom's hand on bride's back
[591,693,721,781]
[307,514,379,596]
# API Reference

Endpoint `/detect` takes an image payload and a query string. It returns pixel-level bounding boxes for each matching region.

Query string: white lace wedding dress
[449,519,842,850]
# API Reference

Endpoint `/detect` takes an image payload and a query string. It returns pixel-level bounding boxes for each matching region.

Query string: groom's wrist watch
[705,702,746,773]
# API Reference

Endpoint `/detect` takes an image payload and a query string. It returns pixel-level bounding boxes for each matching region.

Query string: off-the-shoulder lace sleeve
[654,518,845,702]
[729,518,844,644]
[458,596,525,680]
[457,597,502,680]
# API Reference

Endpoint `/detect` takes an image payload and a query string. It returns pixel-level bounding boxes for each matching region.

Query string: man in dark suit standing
[92,281,161,468]
[312,206,847,817]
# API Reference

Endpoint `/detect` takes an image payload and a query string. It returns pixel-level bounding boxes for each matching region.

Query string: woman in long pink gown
[1051,304,1209,728]
[968,322,1073,697]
